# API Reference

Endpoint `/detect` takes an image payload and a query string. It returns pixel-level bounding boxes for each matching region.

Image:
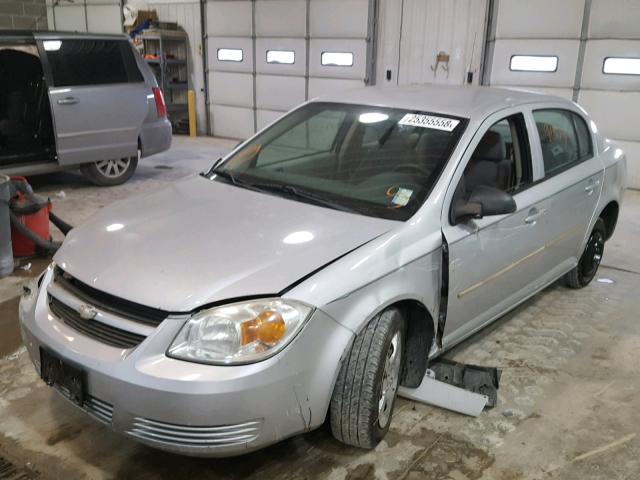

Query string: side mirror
[452,186,516,225]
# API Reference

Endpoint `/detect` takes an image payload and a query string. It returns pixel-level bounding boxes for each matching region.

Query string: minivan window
[534,109,587,177]
[209,102,466,221]
[45,39,143,87]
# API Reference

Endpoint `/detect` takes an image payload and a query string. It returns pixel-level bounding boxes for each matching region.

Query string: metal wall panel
[206,0,253,36]
[616,140,640,188]
[211,105,255,138]
[210,72,254,107]
[581,39,640,91]
[489,39,580,88]
[50,5,87,31]
[256,75,305,110]
[308,77,364,98]
[49,1,122,33]
[309,0,369,38]
[309,39,368,80]
[578,90,640,143]
[255,0,306,37]
[206,0,370,138]
[494,0,583,38]
[393,0,487,86]
[589,0,640,39]
[255,38,306,76]
[257,109,286,130]
[86,5,122,33]
[208,37,254,73]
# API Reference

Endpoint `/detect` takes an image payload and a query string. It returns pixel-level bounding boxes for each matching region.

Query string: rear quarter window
[45,39,143,87]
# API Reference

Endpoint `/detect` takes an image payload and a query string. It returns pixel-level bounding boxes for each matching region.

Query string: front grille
[127,417,263,447]
[84,395,114,425]
[48,295,146,349]
[53,267,168,327]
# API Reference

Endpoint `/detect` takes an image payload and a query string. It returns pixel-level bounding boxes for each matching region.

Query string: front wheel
[330,308,404,448]
[80,150,139,186]
[564,218,606,288]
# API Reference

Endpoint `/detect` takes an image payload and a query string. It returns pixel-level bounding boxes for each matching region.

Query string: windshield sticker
[392,188,413,206]
[398,113,460,132]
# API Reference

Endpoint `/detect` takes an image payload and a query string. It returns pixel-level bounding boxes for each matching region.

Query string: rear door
[528,107,604,275]
[36,34,148,166]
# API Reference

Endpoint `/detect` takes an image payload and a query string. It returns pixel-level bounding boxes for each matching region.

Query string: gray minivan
[0,31,171,186]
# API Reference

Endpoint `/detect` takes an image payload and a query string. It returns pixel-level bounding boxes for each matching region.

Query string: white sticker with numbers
[398,113,460,132]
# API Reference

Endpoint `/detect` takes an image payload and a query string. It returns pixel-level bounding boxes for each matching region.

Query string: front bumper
[19,269,353,457]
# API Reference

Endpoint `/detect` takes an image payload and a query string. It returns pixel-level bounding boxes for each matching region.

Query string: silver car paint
[19,86,626,456]
[0,32,171,175]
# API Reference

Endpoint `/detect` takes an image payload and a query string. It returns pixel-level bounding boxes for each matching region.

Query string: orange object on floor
[9,176,52,257]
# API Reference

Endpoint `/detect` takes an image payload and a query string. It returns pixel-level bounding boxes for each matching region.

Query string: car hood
[54,175,397,312]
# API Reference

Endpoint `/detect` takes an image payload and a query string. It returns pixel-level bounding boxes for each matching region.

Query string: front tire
[330,308,404,448]
[564,218,606,289]
[80,150,139,186]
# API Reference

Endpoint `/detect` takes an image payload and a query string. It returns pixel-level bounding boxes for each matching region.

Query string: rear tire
[564,218,606,289]
[80,149,139,186]
[329,308,404,448]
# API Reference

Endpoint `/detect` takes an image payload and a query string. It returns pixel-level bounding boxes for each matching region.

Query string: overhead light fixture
[510,55,558,72]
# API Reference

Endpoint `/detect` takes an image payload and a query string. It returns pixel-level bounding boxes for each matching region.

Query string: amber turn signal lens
[240,310,286,346]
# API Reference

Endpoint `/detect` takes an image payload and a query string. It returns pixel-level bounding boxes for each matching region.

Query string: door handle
[585,179,601,195]
[57,97,79,105]
[525,208,546,225]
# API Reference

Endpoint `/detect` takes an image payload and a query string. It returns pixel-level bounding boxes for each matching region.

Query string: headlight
[168,299,314,365]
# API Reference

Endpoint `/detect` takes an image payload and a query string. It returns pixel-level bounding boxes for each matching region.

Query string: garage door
[376,0,487,86]
[484,0,640,188]
[205,0,373,139]
[47,0,122,34]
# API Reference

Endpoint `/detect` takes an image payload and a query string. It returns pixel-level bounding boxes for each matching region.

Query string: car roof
[311,84,571,120]
[0,30,128,40]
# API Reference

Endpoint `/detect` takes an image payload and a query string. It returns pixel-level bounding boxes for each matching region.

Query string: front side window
[209,102,467,221]
[45,39,142,87]
[456,114,532,199]
[534,109,591,177]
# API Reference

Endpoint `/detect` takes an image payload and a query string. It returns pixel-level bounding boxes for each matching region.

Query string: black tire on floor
[80,151,139,187]
[330,307,405,449]
[564,217,606,289]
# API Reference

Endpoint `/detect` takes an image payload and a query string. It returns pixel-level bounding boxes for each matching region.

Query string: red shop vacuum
[9,176,72,257]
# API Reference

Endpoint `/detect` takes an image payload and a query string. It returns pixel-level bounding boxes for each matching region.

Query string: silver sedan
[19,85,626,456]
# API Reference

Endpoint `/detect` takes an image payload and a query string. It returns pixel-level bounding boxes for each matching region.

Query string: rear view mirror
[452,186,516,224]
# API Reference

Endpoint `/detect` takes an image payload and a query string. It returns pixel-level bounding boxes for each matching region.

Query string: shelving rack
[140,28,190,132]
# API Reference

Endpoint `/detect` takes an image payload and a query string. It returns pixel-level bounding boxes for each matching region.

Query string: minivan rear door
[35,34,148,166]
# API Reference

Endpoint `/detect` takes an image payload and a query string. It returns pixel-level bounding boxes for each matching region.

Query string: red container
[10,176,52,257]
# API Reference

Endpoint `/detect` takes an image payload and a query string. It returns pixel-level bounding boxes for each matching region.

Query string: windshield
[208,102,467,221]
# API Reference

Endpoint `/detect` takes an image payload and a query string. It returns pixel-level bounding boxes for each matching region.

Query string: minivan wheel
[330,308,404,449]
[81,150,139,186]
[564,218,606,289]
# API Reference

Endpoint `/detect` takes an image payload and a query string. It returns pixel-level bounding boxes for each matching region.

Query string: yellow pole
[188,90,197,137]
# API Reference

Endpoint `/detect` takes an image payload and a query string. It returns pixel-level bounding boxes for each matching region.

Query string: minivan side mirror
[452,185,517,225]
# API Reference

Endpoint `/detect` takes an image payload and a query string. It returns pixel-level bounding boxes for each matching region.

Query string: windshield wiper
[251,183,358,214]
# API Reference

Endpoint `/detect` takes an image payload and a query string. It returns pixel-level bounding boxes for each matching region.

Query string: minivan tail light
[152,87,167,118]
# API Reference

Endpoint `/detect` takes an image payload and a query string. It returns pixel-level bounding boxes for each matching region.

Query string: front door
[37,35,147,166]
[440,109,554,348]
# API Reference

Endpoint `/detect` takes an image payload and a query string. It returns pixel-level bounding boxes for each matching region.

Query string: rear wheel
[564,218,606,288]
[330,308,404,448]
[80,149,139,186]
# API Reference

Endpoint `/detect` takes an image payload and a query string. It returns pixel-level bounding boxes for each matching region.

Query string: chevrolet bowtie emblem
[78,304,98,320]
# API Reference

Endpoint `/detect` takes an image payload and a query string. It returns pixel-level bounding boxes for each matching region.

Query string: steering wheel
[392,164,430,177]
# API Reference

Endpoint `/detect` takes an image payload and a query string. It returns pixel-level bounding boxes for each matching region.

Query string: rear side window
[44,39,143,87]
[533,109,591,177]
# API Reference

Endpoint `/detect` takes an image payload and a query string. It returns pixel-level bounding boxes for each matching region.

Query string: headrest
[473,130,505,162]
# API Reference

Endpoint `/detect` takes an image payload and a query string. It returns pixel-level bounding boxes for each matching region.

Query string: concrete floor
[0,135,638,479]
